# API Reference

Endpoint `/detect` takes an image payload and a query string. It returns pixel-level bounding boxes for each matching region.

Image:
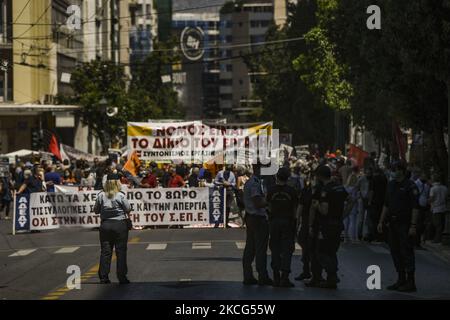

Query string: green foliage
[293,27,353,111]
[70,40,183,152]
[246,0,335,149]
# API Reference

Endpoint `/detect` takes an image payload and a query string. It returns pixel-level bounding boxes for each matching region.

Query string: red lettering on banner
[170,213,176,222]
[79,216,86,224]
[158,213,164,222]
[32,218,39,227]
[40,218,47,226]
[86,216,93,224]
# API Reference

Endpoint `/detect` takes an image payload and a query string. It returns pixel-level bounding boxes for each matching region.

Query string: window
[220,94,233,100]
[226,64,233,72]
[220,79,233,86]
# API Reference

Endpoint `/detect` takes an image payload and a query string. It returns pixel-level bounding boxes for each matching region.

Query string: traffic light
[31,129,43,151]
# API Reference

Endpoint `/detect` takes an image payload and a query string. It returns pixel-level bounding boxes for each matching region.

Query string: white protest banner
[127,121,273,165]
[13,187,225,233]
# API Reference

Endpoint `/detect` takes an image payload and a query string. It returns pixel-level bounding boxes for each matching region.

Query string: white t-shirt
[429,183,448,214]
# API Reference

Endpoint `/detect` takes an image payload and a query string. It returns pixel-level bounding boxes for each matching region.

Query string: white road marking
[54,247,79,254]
[192,242,211,249]
[9,249,37,257]
[146,243,167,250]
[368,245,389,254]
[236,242,246,249]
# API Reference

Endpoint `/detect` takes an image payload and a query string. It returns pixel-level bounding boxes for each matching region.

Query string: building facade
[219,0,279,121]
[0,0,131,154]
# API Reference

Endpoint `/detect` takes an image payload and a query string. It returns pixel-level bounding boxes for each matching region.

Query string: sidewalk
[423,242,450,265]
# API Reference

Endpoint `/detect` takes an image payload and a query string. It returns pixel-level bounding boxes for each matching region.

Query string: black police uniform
[312,181,348,286]
[266,184,298,284]
[296,184,313,279]
[384,178,419,286]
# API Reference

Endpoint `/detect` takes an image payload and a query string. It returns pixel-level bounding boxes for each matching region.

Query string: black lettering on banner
[32,218,39,227]
[166,191,172,199]
[150,214,158,222]
[179,213,185,222]
[173,191,181,199]
[135,192,142,200]
[79,216,86,224]
[189,190,196,199]
[131,214,139,223]
[158,213,164,221]
[170,213,176,221]
[83,194,90,202]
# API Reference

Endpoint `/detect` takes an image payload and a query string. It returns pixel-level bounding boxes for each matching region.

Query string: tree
[70,40,184,154]
[71,60,129,154]
[247,0,336,150]
[292,0,449,179]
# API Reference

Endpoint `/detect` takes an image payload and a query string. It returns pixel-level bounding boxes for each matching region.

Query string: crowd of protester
[0,150,448,245]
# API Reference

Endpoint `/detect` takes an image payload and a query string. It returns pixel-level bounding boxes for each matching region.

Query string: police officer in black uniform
[377,161,419,292]
[306,165,348,289]
[295,173,314,281]
[266,167,298,287]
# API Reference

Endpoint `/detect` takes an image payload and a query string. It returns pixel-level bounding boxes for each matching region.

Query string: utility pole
[443,79,450,246]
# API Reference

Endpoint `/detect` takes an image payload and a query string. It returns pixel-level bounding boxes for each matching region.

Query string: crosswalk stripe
[192,242,211,249]
[236,242,246,249]
[9,249,36,257]
[54,247,80,254]
[146,243,167,250]
[368,245,390,254]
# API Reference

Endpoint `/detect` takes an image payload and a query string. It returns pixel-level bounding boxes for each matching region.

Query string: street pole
[443,79,450,246]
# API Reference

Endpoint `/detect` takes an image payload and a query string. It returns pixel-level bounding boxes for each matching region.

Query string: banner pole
[12,191,16,235]
[223,187,226,229]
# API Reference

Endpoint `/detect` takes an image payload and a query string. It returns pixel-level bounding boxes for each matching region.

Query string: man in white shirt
[429,175,448,243]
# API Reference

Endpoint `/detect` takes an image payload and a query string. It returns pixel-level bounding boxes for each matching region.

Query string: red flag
[48,134,62,161]
[348,144,369,169]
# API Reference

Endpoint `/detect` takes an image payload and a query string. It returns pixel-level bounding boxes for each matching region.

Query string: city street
[1,219,450,300]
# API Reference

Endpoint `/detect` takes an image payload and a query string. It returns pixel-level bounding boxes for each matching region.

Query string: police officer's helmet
[277,167,291,182]
[315,165,331,179]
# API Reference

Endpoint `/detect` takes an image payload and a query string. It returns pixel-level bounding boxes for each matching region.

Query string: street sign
[180,27,205,61]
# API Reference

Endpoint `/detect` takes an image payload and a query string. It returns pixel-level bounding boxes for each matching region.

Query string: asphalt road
[1,218,450,300]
